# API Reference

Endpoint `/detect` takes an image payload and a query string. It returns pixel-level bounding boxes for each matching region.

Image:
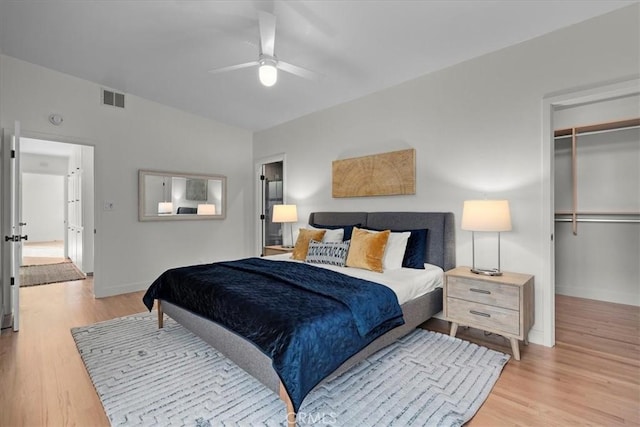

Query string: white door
[2,121,24,331]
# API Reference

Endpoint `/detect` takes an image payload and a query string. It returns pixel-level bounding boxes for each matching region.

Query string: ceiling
[0,1,635,131]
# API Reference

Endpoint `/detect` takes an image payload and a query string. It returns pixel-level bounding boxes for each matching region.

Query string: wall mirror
[138,169,226,221]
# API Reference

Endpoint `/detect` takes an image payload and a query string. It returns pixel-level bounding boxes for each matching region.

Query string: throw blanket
[142,257,404,411]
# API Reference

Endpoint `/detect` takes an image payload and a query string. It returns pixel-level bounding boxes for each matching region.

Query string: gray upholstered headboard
[308,211,455,271]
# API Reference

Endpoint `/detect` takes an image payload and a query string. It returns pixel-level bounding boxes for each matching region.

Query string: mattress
[265,253,444,305]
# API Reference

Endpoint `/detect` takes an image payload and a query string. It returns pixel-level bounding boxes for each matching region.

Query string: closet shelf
[554,117,640,139]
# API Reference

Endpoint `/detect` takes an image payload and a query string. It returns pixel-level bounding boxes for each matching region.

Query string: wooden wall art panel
[332,148,416,198]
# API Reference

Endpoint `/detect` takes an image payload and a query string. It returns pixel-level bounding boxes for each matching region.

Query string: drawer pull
[470,310,491,318]
[470,288,491,295]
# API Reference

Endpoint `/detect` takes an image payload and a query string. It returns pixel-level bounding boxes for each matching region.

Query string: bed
[143,211,455,426]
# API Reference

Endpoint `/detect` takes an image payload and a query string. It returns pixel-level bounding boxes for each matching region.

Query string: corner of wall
[0,54,4,127]
[0,54,5,323]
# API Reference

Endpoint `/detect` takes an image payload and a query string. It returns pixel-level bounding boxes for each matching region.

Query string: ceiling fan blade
[208,61,259,74]
[277,61,319,81]
[258,11,276,57]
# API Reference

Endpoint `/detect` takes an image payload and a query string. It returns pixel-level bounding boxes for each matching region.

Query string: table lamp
[461,200,512,276]
[272,204,298,248]
[197,204,216,215]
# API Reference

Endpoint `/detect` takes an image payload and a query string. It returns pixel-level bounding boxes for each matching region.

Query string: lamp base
[470,267,503,276]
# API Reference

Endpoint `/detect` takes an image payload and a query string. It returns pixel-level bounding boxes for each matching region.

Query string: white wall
[81,145,95,273]
[0,49,6,322]
[22,173,65,242]
[254,6,640,346]
[0,55,254,297]
[20,153,69,245]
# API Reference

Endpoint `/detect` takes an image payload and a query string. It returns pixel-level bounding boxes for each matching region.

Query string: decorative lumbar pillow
[292,228,326,260]
[305,239,351,267]
[307,225,344,243]
[346,227,391,273]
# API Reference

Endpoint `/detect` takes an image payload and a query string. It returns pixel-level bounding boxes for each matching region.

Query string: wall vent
[101,88,125,109]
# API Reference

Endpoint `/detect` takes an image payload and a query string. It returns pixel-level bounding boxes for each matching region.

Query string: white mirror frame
[138,169,227,221]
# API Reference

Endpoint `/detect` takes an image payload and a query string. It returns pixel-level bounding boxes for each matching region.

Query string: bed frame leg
[279,382,296,427]
[157,300,164,329]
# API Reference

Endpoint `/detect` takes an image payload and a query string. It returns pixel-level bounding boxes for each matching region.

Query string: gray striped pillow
[305,239,351,267]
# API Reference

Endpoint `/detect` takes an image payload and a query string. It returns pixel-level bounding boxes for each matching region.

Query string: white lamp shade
[272,204,298,223]
[461,200,512,232]
[197,204,216,215]
[158,202,173,215]
[259,64,278,87]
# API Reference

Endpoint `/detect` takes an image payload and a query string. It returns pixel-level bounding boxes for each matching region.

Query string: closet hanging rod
[554,117,640,138]
[555,218,640,224]
[554,124,640,140]
[555,210,640,216]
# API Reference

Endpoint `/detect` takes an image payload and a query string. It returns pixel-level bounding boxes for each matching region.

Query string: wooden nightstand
[263,245,294,256]
[444,266,534,360]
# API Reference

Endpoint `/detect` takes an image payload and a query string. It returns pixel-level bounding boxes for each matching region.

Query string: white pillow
[307,225,344,243]
[382,231,411,270]
[360,229,410,270]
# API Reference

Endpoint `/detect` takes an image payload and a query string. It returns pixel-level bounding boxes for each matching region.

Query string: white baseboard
[94,280,149,298]
[527,328,544,347]
[556,284,639,306]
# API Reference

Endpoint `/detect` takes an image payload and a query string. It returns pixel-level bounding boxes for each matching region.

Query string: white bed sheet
[264,253,443,305]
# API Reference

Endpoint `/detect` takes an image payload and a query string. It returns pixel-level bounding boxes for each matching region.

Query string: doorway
[20,138,94,285]
[542,78,640,347]
[22,172,66,266]
[255,154,286,255]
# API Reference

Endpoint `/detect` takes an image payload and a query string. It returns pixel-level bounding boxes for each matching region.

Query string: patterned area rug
[20,261,85,287]
[71,312,509,427]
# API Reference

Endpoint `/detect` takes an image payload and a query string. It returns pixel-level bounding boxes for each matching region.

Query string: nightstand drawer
[447,276,519,310]
[263,245,294,256]
[447,297,520,336]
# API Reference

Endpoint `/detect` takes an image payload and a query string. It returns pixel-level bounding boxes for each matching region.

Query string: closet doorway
[553,103,639,305]
[542,78,639,347]
[546,82,639,348]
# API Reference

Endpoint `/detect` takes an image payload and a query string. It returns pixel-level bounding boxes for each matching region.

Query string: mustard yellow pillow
[346,227,391,273]
[292,229,326,260]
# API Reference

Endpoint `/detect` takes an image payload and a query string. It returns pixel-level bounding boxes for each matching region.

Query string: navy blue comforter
[142,257,404,411]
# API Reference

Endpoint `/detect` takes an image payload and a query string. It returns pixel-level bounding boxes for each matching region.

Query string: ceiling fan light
[259,64,278,87]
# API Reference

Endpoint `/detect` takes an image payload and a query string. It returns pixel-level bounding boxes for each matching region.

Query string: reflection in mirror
[138,170,226,221]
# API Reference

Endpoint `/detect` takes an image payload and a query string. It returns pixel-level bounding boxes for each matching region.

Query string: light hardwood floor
[22,240,67,266]
[0,280,638,426]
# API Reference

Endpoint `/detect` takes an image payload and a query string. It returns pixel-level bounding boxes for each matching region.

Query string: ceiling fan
[208,11,317,87]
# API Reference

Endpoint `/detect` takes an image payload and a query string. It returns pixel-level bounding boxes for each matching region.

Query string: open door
[2,121,25,331]
[261,161,284,249]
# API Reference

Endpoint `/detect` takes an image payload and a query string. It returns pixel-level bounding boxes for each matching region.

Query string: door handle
[4,235,28,242]
[19,222,27,226]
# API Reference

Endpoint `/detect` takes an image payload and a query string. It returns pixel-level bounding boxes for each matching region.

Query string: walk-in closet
[554,95,639,306]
